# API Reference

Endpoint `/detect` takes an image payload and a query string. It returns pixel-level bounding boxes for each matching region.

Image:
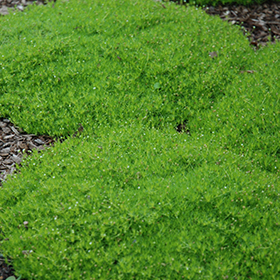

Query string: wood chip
[34,138,45,145]
[3,135,15,140]
[12,154,22,165]
[1,147,11,154]
[10,126,20,135]
[0,122,7,128]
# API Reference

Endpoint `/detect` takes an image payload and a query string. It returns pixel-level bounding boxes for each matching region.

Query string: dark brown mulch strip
[1,0,279,279]
[0,118,56,186]
[204,2,280,48]
[169,0,280,48]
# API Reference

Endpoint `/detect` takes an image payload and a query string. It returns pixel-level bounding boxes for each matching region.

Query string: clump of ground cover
[0,0,257,136]
[1,125,279,279]
[189,44,280,174]
[0,0,279,279]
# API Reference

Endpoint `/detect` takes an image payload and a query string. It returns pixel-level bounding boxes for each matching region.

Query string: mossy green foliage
[0,0,279,279]
[1,126,279,279]
[0,0,262,136]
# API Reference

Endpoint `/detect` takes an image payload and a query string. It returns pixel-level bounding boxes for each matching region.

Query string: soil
[0,0,279,279]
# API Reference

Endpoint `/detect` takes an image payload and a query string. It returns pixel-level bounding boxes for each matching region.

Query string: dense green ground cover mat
[0,0,279,279]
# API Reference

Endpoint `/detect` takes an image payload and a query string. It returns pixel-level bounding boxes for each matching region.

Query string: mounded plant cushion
[0,0,279,279]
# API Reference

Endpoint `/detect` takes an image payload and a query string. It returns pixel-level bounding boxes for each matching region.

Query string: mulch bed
[0,0,279,279]
[0,118,56,186]
[203,1,280,47]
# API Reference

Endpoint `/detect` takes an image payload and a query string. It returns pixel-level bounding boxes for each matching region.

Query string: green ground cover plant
[0,0,279,279]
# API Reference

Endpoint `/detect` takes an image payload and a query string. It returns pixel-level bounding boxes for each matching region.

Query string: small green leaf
[154,82,160,89]
[6,277,16,280]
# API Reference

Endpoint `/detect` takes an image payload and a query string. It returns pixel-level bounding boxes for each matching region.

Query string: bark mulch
[203,1,280,48]
[0,118,55,186]
[1,0,280,279]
